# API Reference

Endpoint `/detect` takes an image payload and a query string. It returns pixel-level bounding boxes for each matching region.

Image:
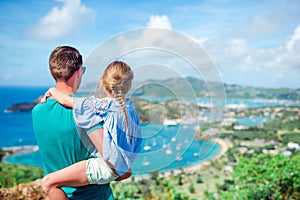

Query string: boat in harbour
[163,119,178,126]
[143,145,151,151]
[142,157,150,166]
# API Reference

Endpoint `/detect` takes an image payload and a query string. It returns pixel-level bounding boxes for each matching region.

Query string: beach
[1,137,228,184]
[1,137,228,172]
[182,137,229,173]
[124,137,229,182]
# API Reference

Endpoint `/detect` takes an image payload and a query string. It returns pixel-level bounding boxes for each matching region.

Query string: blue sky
[0,0,300,88]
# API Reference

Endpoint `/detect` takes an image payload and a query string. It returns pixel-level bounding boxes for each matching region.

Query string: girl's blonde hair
[101,61,134,130]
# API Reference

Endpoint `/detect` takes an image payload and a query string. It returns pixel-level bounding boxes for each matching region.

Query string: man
[32,46,114,199]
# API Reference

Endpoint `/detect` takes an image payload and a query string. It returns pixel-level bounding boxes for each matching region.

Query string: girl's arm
[41,88,74,108]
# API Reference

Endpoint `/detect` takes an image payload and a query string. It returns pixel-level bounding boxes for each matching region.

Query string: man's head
[49,46,83,82]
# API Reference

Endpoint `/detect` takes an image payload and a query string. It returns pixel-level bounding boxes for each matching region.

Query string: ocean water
[0,86,48,147]
[139,96,300,108]
[1,86,295,174]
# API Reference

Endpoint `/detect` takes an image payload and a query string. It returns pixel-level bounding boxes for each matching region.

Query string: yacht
[143,141,151,151]
[143,145,151,151]
[163,119,178,126]
[193,152,199,157]
[166,148,172,155]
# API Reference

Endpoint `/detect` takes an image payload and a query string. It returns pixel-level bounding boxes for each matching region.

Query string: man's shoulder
[32,99,67,112]
[32,101,50,114]
[32,102,45,115]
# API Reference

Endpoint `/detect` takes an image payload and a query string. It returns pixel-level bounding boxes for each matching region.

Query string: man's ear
[76,68,81,78]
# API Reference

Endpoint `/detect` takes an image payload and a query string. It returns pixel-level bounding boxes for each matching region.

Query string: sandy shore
[182,137,229,173]
[1,137,229,177]
[1,138,230,186]
[131,137,230,182]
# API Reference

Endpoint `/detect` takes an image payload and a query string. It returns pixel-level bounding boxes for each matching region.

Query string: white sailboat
[166,147,172,155]
[142,156,150,166]
[152,139,157,146]
[176,143,182,151]
[176,153,183,161]
[162,139,167,148]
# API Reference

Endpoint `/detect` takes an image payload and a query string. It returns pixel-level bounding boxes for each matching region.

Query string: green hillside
[129,76,300,100]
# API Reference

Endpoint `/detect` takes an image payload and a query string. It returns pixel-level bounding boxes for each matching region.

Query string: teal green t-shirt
[32,98,113,200]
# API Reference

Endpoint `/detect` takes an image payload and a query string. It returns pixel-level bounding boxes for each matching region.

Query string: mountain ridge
[80,76,300,100]
[130,76,300,100]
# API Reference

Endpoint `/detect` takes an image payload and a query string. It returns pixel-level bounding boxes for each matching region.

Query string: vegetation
[282,133,300,144]
[206,153,300,199]
[111,170,197,200]
[132,97,184,123]
[0,163,43,188]
[83,76,300,100]
[132,76,300,100]
[0,104,299,199]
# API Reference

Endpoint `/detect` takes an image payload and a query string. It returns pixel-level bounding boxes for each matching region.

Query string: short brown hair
[49,46,82,81]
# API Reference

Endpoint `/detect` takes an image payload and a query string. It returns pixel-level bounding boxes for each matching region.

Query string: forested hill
[130,76,300,100]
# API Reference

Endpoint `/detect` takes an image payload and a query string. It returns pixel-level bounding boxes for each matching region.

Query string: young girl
[41,61,142,200]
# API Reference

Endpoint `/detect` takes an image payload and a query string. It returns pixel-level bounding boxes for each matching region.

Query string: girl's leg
[42,160,89,200]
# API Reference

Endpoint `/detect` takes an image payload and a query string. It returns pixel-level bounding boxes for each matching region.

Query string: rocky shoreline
[1,146,39,158]
[4,97,41,113]
[0,179,45,200]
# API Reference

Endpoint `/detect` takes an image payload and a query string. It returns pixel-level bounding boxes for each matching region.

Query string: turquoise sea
[0,86,297,174]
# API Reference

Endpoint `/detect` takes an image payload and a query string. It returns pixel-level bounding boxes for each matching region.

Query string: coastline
[130,137,229,182]
[182,137,229,173]
[0,137,229,175]
[1,145,39,163]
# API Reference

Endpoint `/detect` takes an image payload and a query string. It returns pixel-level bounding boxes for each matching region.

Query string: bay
[1,86,297,174]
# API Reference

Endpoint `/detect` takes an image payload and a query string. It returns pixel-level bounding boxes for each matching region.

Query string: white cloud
[286,25,300,51]
[147,15,172,30]
[83,28,222,92]
[237,14,279,37]
[27,0,94,40]
[201,24,300,87]
[194,37,209,46]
